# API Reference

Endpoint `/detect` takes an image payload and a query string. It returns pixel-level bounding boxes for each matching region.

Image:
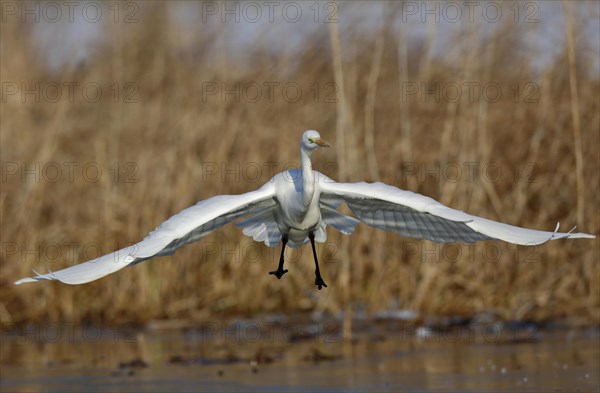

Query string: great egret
[15,130,595,289]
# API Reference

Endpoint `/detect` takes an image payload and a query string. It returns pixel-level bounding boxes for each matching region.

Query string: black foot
[269,269,288,280]
[315,275,328,290]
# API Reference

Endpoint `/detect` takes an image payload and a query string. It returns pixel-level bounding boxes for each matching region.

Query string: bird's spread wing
[15,184,276,285]
[319,181,595,245]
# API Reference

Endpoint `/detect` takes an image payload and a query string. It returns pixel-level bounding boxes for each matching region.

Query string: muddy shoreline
[2,317,598,392]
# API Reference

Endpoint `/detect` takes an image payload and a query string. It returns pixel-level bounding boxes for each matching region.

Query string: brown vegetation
[1,3,598,326]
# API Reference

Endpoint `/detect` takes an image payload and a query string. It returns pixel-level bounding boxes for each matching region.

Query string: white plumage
[15,130,595,287]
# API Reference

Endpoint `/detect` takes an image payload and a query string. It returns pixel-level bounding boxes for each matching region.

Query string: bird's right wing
[319,181,595,245]
[15,184,276,285]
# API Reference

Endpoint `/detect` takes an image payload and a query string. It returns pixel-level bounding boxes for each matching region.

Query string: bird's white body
[15,130,595,286]
[273,134,328,245]
[273,169,324,245]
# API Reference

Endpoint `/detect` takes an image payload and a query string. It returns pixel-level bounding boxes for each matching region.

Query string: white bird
[15,130,595,289]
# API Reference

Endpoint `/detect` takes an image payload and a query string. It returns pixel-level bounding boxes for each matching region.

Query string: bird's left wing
[319,181,595,245]
[15,184,276,285]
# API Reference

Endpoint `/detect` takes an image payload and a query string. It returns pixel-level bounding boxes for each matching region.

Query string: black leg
[269,234,288,279]
[309,231,327,290]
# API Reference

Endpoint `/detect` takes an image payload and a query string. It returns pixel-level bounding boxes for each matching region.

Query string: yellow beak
[314,138,331,147]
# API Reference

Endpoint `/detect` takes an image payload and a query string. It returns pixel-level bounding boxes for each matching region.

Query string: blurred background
[1,1,599,330]
[2,2,599,391]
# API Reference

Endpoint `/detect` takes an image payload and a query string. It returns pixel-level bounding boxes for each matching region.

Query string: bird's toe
[269,269,288,280]
[315,277,328,290]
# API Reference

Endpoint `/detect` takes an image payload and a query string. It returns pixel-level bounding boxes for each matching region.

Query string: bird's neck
[300,148,315,207]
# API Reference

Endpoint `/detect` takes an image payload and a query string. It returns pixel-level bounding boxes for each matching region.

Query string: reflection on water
[1,321,598,392]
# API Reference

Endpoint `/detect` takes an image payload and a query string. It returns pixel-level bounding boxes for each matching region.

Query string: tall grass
[1,3,598,326]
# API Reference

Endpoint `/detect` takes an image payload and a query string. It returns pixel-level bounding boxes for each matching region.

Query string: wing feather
[15,184,276,285]
[319,180,595,245]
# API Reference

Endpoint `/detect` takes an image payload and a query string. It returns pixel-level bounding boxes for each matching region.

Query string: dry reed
[1,3,598,327]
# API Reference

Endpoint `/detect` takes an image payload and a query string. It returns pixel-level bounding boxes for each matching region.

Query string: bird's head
[301,130,331,152]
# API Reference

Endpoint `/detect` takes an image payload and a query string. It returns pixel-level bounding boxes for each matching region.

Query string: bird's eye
[308,138,314,143]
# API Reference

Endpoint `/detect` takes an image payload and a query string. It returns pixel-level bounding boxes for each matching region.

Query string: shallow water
[1,321,598,392]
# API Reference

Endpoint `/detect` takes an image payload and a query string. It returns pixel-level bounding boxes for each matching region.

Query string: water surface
[1,321,598,392]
